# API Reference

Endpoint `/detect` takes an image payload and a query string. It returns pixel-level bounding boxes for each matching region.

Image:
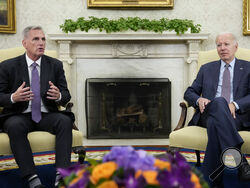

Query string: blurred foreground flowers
[58,146,208,188]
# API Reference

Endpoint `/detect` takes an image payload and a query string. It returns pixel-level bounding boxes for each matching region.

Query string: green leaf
[59,16,201,34]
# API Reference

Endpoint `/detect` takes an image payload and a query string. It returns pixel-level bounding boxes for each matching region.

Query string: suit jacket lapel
[20,54,30,87]
[40,56,49,95]
[233,58,243,97]
[211,60,221,98]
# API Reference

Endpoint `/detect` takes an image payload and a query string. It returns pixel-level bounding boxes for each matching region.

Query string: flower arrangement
[58,146,208,188]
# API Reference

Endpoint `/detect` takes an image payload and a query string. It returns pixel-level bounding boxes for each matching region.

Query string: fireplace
[86,78,171,139]
[49,33,208,144]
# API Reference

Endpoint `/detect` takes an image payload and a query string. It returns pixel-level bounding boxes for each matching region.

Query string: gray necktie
[221,64,231,103]
[31,62,41,123]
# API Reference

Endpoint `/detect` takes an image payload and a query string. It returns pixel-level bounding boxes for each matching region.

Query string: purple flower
[103,146,155,171]
[114,168,147,188]
[59,147,201,188]
[69,171,90,188]
[157,152,194,188]
[57,163,88,177]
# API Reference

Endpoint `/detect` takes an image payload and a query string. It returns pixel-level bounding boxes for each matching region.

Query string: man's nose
[38,39,45,45]
[221,44,226,50]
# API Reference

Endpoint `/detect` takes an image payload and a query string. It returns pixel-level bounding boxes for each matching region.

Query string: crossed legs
[200,97,244,185]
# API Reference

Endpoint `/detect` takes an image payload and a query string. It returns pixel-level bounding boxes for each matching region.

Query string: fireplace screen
[86,78,171,139]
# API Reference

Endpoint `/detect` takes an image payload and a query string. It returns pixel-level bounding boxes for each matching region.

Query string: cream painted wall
[0,0,249,51]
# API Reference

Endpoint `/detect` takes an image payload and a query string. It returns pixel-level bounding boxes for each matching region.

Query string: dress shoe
[211,181,224,188]
[238,161,250,181]
[34,185,45,188]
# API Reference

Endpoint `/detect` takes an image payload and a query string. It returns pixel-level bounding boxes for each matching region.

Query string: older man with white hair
[184,32,250,187]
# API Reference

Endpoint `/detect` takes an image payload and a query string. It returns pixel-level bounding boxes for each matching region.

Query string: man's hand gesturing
[47,81,60,100]
[12,82,33,102]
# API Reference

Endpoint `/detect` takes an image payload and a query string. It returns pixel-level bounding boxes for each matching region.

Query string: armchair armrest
[61,102,79,131]
[173,102,188,131]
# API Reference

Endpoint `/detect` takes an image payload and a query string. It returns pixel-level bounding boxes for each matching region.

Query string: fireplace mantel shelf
[48,33,209,41]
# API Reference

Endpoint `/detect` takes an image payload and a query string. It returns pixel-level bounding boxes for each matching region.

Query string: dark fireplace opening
[86,78,171,139]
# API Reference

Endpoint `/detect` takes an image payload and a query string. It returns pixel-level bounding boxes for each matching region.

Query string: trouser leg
[38,112,73,168]
[200,97,243,182]
[3,114,36,178]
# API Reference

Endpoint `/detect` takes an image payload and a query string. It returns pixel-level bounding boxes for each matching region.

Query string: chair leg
[72,146,86,164]
[195,150,201,167]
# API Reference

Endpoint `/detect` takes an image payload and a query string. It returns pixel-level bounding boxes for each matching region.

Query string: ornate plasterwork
[112,43,147,58]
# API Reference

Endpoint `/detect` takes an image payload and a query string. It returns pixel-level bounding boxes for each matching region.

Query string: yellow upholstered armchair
[0,47,85,163]
[169,48,250,166]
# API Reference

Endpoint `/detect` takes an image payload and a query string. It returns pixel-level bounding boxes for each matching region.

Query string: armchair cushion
[197,47,250,70]
[169,126,250,154]
[0,130,83,155]
[0,47,57,62]
[169,126,207,151]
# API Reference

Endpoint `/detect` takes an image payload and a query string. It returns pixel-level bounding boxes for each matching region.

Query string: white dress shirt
[11,54,49,113]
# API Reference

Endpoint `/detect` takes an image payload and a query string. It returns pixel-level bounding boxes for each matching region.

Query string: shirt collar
[25,53,41,67]
[221,58,236,69]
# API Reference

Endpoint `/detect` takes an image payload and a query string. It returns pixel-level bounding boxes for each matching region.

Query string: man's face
[216,33,238,64]
[22,29,46,61]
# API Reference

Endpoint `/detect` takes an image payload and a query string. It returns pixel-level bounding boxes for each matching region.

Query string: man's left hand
[229,103,236,119]
[47,81,60,100]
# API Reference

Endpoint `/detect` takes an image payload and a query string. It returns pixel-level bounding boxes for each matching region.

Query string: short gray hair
[215,32,238,45]
[22,26,44,39]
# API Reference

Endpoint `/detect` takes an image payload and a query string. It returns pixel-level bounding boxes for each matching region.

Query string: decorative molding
[49,32,209,92]
[88,0,174,8]
[186,40,202,85]
[48,33,209,41]
[57,41,73,65]
[243,0,250,35]
[112,43,147,57]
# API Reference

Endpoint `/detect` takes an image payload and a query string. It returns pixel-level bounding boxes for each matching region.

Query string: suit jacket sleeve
[56,60,71,106]
[233,61,250,113]
[0,61,13,108]
[40,56,71,108]
[184,65,204,108]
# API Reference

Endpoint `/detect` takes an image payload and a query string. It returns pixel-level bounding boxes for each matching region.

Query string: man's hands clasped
[197,97,236,119]
[197,97,211,114]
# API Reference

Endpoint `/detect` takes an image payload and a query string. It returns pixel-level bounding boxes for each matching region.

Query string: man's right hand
[197,97,211,113]
[12,82,34,102]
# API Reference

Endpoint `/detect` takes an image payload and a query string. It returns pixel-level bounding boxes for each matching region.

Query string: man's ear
[235,42,238,49]
[22,40,26,48]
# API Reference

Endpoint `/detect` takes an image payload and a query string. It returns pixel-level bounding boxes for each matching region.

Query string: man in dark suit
[184,32,250,187]
[0,26,73,188]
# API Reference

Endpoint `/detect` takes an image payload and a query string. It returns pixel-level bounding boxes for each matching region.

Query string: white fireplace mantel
[49,33,209,86]
[49,33,209,41]
[48,32,209,145]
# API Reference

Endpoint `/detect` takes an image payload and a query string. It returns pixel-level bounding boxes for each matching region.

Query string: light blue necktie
[31,62,41,123]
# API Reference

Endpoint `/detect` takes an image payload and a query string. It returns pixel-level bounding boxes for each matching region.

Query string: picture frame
[0,0,16,33]
[88,0,174,8]
[243,0,250,35]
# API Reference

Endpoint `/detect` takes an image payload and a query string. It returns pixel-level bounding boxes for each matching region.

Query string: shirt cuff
[10,93,16,103]
[55,92,62,102]
[196,97,201,106]
[232,101,239,110]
